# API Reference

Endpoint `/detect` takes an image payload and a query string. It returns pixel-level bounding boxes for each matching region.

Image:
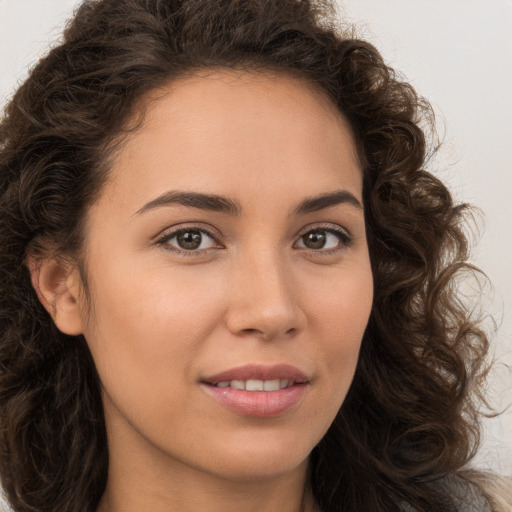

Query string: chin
[190,428,318,482]
[209,453,310,483]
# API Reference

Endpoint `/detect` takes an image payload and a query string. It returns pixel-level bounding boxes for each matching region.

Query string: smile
[201,364,310,417]
[213,379,295,391]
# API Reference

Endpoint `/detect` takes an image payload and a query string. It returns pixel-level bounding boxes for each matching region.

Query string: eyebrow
[135,191,241,215]
[135,188,362,216]
[293,190,363,214]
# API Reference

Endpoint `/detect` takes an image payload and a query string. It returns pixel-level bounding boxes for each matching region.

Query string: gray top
[400,474,492,511]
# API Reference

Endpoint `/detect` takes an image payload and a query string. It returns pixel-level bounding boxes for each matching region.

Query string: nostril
[224,277,305,339]
[241,328,270,340]
[238,326,299,342]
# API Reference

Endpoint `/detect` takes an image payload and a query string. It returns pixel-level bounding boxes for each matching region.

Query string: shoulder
[427,472,512,511]
[430,474,493,512]
[398,474,493,512]
[461,471,512,512]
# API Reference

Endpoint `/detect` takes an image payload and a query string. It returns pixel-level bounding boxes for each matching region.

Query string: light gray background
[1,0,511,477]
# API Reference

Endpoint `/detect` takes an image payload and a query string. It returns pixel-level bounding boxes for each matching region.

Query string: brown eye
[176,230,203,250]
[160,228,218,252]
[302,230,327,249]
[295,228,351,251]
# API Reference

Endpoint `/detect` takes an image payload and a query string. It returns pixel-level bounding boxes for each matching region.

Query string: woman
[0,0,509,511]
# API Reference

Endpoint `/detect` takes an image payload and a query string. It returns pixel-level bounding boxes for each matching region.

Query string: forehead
[140,67,346,130]
[98,69,362,212]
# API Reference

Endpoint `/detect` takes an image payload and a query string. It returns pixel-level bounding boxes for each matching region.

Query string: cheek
[311,259,373,333]
[309,262,373,381]
[85,253,224,332]
[80,257,231,395]
[295,266,372,447]
[79,265,217,435]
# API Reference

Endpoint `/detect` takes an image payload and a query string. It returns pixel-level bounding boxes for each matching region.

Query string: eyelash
[297,224,353,254]
[156,225,221,256]
[156,223,353,256]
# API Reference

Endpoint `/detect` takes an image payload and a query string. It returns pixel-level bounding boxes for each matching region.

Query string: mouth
[201,363,309,388]
[210,379,297,391]
[200,364,310,418]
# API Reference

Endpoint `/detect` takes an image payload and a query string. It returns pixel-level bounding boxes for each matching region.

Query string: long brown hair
[0,1,492,510]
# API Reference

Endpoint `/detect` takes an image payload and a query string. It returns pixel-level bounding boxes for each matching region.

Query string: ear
[27,256,84,336]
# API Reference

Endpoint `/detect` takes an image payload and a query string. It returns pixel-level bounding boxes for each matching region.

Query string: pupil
[177,230,202,250]
[304,230,326,249]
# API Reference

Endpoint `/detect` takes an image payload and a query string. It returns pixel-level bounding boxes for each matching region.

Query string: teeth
[263,379,280,391]
[214,379,294,390]
[246,379,264,391]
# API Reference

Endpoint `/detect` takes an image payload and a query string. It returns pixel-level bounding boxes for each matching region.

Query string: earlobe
[27,257,84,336]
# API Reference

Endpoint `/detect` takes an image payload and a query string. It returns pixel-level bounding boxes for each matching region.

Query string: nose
[224,250,305,342]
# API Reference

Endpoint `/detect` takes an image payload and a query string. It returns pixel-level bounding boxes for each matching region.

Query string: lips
[202,364,309,385]
[214,379,294,391]
[201,364,309,418]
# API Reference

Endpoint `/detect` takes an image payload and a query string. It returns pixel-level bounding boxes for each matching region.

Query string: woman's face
[75,70,373,482]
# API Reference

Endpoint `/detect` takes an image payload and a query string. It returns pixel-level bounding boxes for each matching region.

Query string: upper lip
[202,364,309,384]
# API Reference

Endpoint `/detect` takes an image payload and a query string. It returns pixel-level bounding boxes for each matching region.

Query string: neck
[96,407,318,512]
[97,459,317,512]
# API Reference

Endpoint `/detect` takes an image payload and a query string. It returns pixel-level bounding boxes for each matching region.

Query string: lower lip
[201,383,308,418]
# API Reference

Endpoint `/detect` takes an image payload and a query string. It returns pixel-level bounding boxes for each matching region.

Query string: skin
[33,70,373,512]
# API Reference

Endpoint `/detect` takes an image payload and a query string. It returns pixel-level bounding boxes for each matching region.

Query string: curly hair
[0,0,492,511]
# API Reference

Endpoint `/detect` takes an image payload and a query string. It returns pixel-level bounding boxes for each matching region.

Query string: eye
[158,228,219,252]
[295,227,351,251]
